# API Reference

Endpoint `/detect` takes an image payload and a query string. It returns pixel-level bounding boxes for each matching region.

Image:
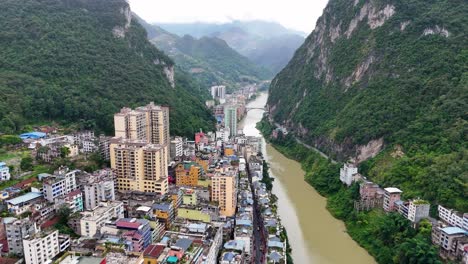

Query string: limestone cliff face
[112,5,132,38]
[266,0,465,162]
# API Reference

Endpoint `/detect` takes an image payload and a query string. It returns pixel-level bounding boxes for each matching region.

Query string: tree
[60,146,70,158]
[20,156,33,171]
[395,234,441,264]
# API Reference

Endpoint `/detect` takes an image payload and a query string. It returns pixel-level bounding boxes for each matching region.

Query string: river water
[240,92,375,264]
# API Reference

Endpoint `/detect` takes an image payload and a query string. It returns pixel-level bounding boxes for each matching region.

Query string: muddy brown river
[240,92,376,263]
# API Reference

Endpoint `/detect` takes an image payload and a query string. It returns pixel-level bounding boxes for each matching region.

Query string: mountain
[267,0,467,211]
[158,20,306,73]
[0,0,214,137]
[137,17,272,91]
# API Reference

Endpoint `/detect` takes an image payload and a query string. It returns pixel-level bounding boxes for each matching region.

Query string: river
[240,92,376,264]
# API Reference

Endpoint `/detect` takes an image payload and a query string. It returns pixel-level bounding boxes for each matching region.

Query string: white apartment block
[170,137,183,159]
[0,162,11,181]
[23,230,60,264]
[340,163,358,186]
[80,201,125,237]
[4,217,38,255]
[438,205,468,230]
[42,169,78,202]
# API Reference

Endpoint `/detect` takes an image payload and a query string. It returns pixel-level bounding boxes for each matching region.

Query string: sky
[128,0,329,34]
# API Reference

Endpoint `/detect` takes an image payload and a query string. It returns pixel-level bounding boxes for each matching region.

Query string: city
[0,85,289,264]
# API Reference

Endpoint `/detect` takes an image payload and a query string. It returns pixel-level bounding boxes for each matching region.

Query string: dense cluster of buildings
[341,163,468,263]
[0,94,289,264]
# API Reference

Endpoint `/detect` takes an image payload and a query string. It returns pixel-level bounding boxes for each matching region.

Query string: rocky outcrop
[423,25,450,38]
[163,65,175,88]
[355,137,384,163]
[112,5,132,38]
[345,2,395,38]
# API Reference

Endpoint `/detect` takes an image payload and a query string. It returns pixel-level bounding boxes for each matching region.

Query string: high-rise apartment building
[110,138,168,194]
[211,171,237,217]
[210,85,226,100]
[224,105,237,137]
[114,102,170,146]
[111,103,170,194]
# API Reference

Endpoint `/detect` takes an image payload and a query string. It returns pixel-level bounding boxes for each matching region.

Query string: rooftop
[441,227,468,235]
[384,187,402,193]
[6,192,42,205]
[144,244,165,258]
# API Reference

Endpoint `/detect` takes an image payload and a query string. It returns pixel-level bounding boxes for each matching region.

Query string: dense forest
[0,0,214,137]
[266,0,467,212]
[137,17,272,91]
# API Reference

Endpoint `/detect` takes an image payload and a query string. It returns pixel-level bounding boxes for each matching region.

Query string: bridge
[245,107,266,111]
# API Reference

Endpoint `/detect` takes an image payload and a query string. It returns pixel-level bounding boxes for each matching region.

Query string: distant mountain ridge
[157,20,306,73]
[137,16,272,90]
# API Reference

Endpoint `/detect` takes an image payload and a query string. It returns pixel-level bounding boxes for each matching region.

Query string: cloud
[128,0,329,33]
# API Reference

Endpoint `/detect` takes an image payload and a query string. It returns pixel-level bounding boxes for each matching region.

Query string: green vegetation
[0,0,214,137]
[258,120,441,263]
[261,161,274,191]
[266,0,467,212]
[139,19,272,92]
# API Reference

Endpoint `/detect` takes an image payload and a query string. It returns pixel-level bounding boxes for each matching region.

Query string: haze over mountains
[137,16,272,91]
[157,20,306,73]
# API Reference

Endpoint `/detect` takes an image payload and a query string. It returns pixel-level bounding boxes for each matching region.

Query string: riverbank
[257,119,441,263]
[241,92,376,263]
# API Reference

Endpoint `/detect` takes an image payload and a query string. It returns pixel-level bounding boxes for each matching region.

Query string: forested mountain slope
[137,18,272,90]
[267,0,467,211]
[159,20,306,73]
[0,0,214,137]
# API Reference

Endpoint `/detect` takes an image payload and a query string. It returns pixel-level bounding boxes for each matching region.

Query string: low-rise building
[80,201,124,237]
[175,162,201,187]
[407,199,430,223]
[22,230,69,264]
[0,162,11,181]
[383,187,402,212]
[438,205,468,230]
[6,192,43,215]
[339,163,358,186]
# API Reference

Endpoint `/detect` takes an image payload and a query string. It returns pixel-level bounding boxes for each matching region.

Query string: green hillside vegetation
[0,0,214,137]
[266,0,467,212]
[159,20,306,73]
[258,121,441,263]
[137,18,272,91]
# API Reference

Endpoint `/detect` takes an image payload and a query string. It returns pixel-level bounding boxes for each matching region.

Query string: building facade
[4,217,38,255]
[110,138,168,194]
[0,162,11,181]
[224,105,237,137]
[211,171,237,217]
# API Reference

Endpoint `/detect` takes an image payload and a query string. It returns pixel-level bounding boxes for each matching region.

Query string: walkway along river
[239,92,376,264]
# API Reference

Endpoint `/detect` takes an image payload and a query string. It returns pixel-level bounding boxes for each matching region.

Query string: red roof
[0,257,20,264]
[116,220,141,229]
[13,177,37,189]
[144,244,165,258]
[41,216,59,229]
[66,189,82,197]
[0,239,8,253]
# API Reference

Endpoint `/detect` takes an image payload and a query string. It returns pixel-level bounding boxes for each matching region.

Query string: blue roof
[6,192,43,205]
[19,132,46,139]
[152,203,171,211]
[236,219,252,226]
[0,162,7,168]
[268,240,284,248]
[222,252,235,261]
[224,240,245,251]
[441,227,468,235]
[175,238,192,251]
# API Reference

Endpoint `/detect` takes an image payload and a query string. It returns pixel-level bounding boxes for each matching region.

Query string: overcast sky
[128,0,329,34]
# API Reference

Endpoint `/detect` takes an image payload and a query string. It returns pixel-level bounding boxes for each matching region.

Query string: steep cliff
[0,0,214,136]
[267,0,467,210]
